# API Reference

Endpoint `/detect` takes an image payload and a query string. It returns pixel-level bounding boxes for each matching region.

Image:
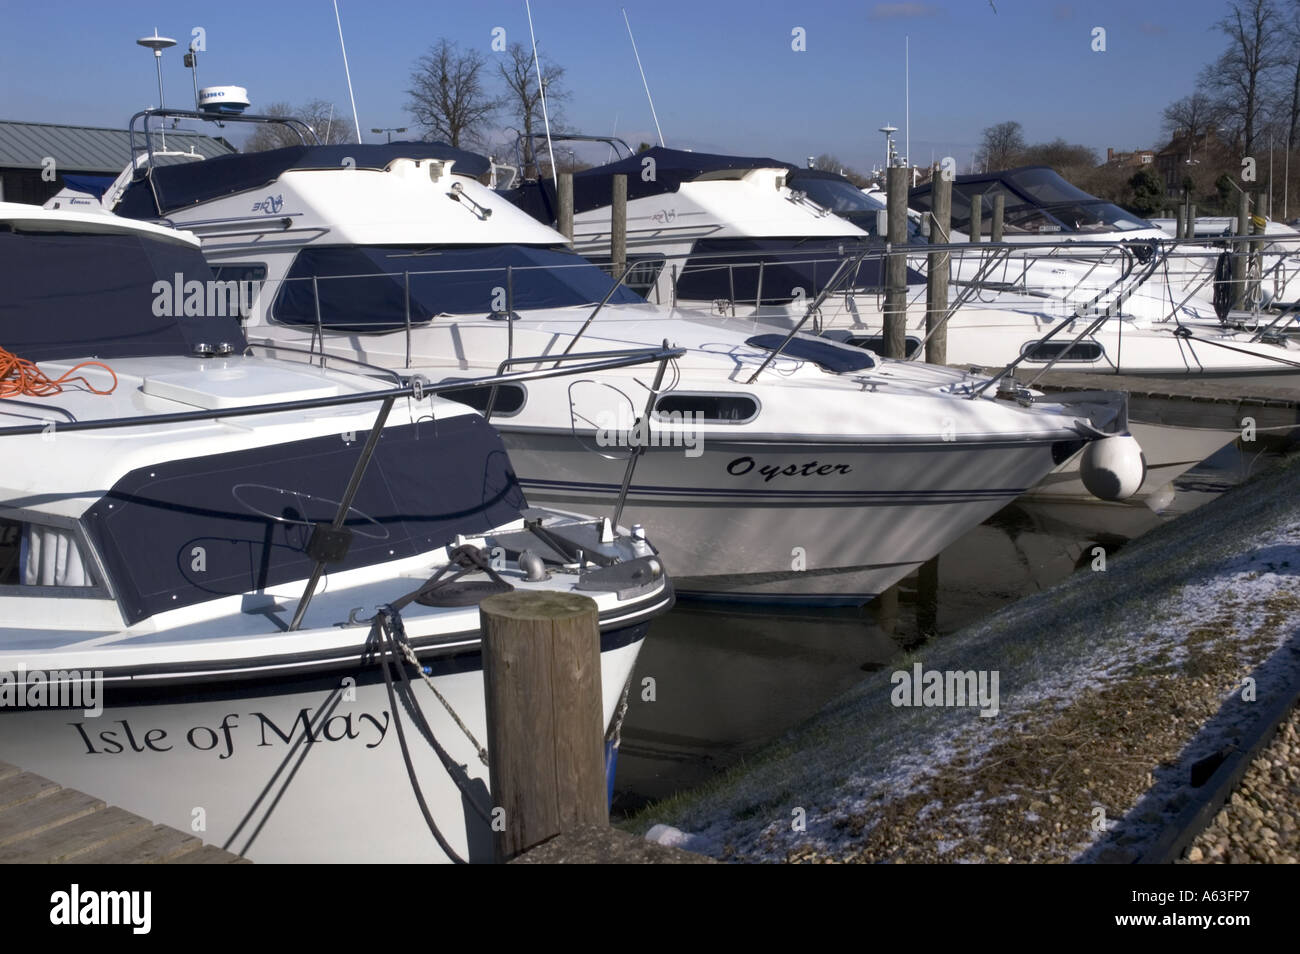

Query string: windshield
[273,243,643,331]
[912,167,1153,235]
[794,177,925,242]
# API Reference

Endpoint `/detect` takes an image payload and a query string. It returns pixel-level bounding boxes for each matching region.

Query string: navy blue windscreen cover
[83,415,526,625]
[0,229,246,363]
[746,334,875,372]
[502,146,798,221]
[115,141,491,218]
[273,243,643,330]
[675,237,924,304]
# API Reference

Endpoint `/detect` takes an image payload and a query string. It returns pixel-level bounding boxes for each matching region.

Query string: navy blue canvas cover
[115,142,491,218]
[83,414,526,625]
[0,229,246,362]
[674,236,923,304]
[272,243,643,330]
[503,146,798,222]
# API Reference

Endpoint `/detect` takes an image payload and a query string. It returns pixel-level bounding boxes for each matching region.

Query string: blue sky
[0,1,1241,171]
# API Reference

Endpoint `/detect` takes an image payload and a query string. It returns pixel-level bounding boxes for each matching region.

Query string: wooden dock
[0,761,245,864]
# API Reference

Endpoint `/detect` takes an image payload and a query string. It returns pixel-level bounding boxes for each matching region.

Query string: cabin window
[211,263,267,285]
[654,393,759,424]
[441,381,527,416]
[844,335,923,358]
[0,515,98,590]
[1020,339,1104,362]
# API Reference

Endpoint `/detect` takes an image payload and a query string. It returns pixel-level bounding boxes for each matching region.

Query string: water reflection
[612,462,1236,812]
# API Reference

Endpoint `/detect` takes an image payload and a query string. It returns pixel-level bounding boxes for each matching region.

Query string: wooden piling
[925,171,951,366]
[480,590,607,863]
[884,165,909,359]
[611,174,628,278]
[968,192,983,243]
[557,172,574,246]
[990,193,1005,243]
[1186,204,1197,240]
[1175,206,1185,240]
[1233,191,1250,309]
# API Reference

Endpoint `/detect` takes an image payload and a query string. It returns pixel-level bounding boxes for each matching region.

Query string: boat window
[211,263,267,285]
[745,333,876,372]
[441,381,527,416]
[0,515,98,590]
[587,254,666,298]
[844,335,923,358]
[271,244,643,332]
[1020,339,1104,362]
[655,393,759,424]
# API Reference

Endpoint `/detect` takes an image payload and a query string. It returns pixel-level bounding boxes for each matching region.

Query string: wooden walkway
[0,761,245,864]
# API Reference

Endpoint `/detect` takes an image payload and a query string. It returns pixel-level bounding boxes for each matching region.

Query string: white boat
[95,109,1143,604]
[0,203,675,862]
[498,143,1280,499]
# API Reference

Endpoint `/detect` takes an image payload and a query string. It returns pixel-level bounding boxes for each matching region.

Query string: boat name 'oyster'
[727,456,852,482]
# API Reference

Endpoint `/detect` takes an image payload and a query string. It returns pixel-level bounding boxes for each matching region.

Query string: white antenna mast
[905,35,910,183]
[333,0,363,144]
[623,9,665,147]
[525,0,559,190]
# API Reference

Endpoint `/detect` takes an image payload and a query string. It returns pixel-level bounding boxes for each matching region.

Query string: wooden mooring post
[1233,191,1251,309]
[480,590,607,862]
[1175,206,1186,240]
[990,192,1005,243]
[557,172,574,246]
[968,192,983,243]
[1186,203,1197,240]
[611,174,628,278]
[925,171,951,365]
[884,165,909,358]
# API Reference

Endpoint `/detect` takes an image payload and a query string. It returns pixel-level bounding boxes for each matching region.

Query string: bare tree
[1019,138,1098,170]
[811,154,870,187]
[1279,0,1300,149]
[498,42,569,179]
[975,121,1026,171]
[1161,92,1222,143]
[406,40,498,149]
[245,100,354,151]
[1198,0,1284,154]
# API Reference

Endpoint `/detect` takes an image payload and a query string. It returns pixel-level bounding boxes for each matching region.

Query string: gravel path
[1186,705,1300,864]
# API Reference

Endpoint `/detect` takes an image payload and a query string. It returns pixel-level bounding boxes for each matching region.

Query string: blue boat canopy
[0,228,246,363]
[115,142,491,218]
[504,146,797,222]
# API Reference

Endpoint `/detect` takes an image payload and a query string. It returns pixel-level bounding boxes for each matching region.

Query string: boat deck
[0,761,246,863]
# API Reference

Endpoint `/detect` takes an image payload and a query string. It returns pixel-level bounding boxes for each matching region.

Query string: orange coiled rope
[0,347,118,398]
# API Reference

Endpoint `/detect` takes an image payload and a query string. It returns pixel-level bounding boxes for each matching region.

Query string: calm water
[611,443,1267,813]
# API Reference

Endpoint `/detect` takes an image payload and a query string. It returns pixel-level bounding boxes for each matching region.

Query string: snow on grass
[628,453,1300,862]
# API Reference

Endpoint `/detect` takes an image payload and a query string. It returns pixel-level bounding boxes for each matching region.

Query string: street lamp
[371,127,407,143]
[137,29,176,148]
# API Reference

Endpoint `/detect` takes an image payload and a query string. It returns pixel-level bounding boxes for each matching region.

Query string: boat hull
[502,431,1074,605]
[0,625,647,863]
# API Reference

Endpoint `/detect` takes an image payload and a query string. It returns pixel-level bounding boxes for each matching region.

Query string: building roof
[0,119,234,173]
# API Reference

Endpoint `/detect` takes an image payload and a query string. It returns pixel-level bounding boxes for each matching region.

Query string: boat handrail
[0,345,684,439]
